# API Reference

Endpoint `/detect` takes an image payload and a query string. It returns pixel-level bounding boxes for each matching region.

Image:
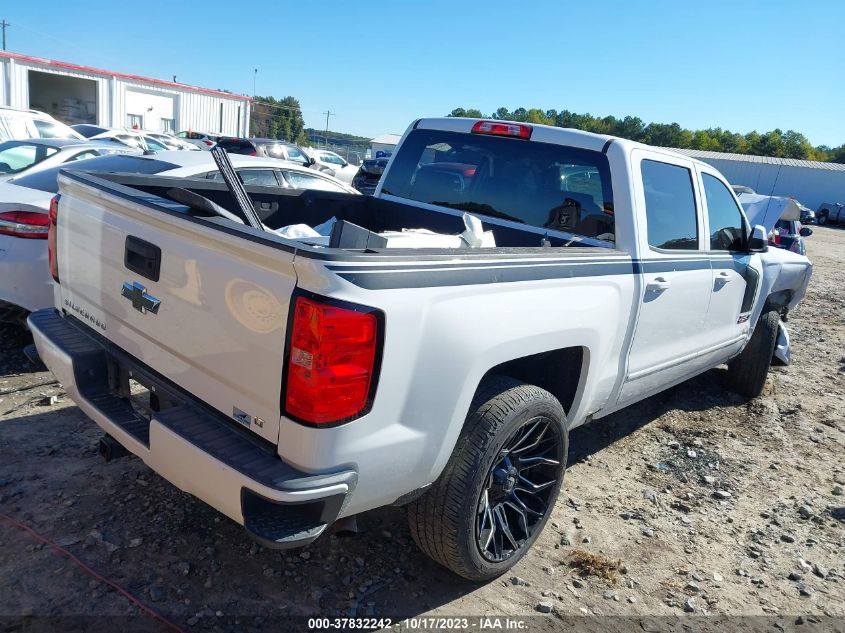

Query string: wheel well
[481,347,584,415]
[765,290,792,311]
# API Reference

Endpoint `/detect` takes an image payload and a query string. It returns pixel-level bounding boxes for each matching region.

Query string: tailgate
[54,172,296,444]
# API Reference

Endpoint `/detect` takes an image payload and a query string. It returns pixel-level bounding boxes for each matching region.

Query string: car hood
[738,193,802,232]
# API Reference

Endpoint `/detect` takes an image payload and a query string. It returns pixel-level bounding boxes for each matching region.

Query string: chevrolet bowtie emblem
[121,281,160,314]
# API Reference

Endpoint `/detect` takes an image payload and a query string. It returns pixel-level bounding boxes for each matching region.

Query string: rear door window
[282,170,347,192]
[0,143,58,173]
[380,128,614,241]
[207,168,280,187]
[641,160,699,250]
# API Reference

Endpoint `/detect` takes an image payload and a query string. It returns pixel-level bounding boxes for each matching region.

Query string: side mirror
[308,157,316,166]
[747,224,769,253]
[799,227,813,237]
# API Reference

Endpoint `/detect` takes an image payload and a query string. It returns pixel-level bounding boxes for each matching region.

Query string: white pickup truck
[29,118,812,581]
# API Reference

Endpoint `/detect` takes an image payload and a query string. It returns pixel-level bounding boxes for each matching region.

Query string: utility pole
[253,68,258,99]
[322,110,333,149]
[0,20,9,51]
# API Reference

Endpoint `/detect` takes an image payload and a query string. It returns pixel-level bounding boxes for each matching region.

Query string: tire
[408,376,568,581]
[817,212,827,226]
[725,309,779,398]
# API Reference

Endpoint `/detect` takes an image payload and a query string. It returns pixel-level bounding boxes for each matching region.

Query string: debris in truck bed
[274,212,496,249]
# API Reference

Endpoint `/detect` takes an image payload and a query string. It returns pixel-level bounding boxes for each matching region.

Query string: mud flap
[772,321,791,366]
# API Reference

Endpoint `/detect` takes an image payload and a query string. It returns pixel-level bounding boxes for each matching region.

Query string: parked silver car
[0,138,137,182]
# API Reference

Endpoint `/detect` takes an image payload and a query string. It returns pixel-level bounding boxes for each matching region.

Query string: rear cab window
[380,128,615,242]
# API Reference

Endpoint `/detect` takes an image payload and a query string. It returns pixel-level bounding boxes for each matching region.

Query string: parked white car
[0,151,356,322]
[0,107,84,142]
[0,139,138,182]
[89,130,170,153]
[174,131,222,150]
[304,148,358,184]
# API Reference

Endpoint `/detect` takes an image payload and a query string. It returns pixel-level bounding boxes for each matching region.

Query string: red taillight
[0,210,50,239]
[284,295,380,425]
[471,120,532,139]
[203,139,214,146]
[248,151,257,156]
[48,196,60,282]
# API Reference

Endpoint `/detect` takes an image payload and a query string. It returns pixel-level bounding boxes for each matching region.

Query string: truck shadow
[568,366,745,465]
[0,322,39,375]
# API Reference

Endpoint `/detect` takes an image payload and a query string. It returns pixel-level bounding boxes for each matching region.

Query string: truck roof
[413,117,710,168]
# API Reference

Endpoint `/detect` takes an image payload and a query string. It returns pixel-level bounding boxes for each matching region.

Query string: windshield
[381,128,614,242]
[0,142,60,174]
[11,155,179,193]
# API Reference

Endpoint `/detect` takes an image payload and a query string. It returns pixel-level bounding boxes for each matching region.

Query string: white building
[0,51,251,136]
[370,133,401,158]
[672,148,845,211]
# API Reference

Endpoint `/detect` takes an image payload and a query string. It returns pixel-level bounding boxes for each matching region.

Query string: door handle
[124,235,161,282]
[646,277,671,291]
[717,271,732,282]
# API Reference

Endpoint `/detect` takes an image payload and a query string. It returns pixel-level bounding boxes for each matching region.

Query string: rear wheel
[725,309,779,398]
[408,377,567,581]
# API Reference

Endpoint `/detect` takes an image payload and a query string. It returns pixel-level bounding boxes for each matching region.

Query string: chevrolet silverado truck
[29,118,812,581]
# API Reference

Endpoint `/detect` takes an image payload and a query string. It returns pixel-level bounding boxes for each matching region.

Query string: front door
[699,169,761,358]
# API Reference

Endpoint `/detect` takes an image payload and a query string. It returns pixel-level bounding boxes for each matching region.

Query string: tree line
[447,107,845,163]
[250,96,308,144]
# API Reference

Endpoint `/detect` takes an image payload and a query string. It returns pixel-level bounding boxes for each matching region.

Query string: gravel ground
[0,227,843,631]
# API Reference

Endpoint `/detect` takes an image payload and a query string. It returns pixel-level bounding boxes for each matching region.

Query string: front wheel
[817,212,828,226]
[408,377,568,581]
[725,309,779,398]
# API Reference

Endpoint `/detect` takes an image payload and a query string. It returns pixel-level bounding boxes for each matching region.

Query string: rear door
[619,151,714,404]
[55,173,297,444]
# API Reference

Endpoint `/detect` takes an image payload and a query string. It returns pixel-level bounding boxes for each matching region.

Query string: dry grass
[564,549,623,585]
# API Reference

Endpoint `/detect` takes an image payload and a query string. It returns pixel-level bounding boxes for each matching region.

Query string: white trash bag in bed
[378,213,496,249]
[273,212,494,249]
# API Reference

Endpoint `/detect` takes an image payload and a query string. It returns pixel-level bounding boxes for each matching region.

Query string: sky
[4,1,844,146]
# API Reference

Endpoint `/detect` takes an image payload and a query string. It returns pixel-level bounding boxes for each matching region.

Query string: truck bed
[89,171,620,256]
